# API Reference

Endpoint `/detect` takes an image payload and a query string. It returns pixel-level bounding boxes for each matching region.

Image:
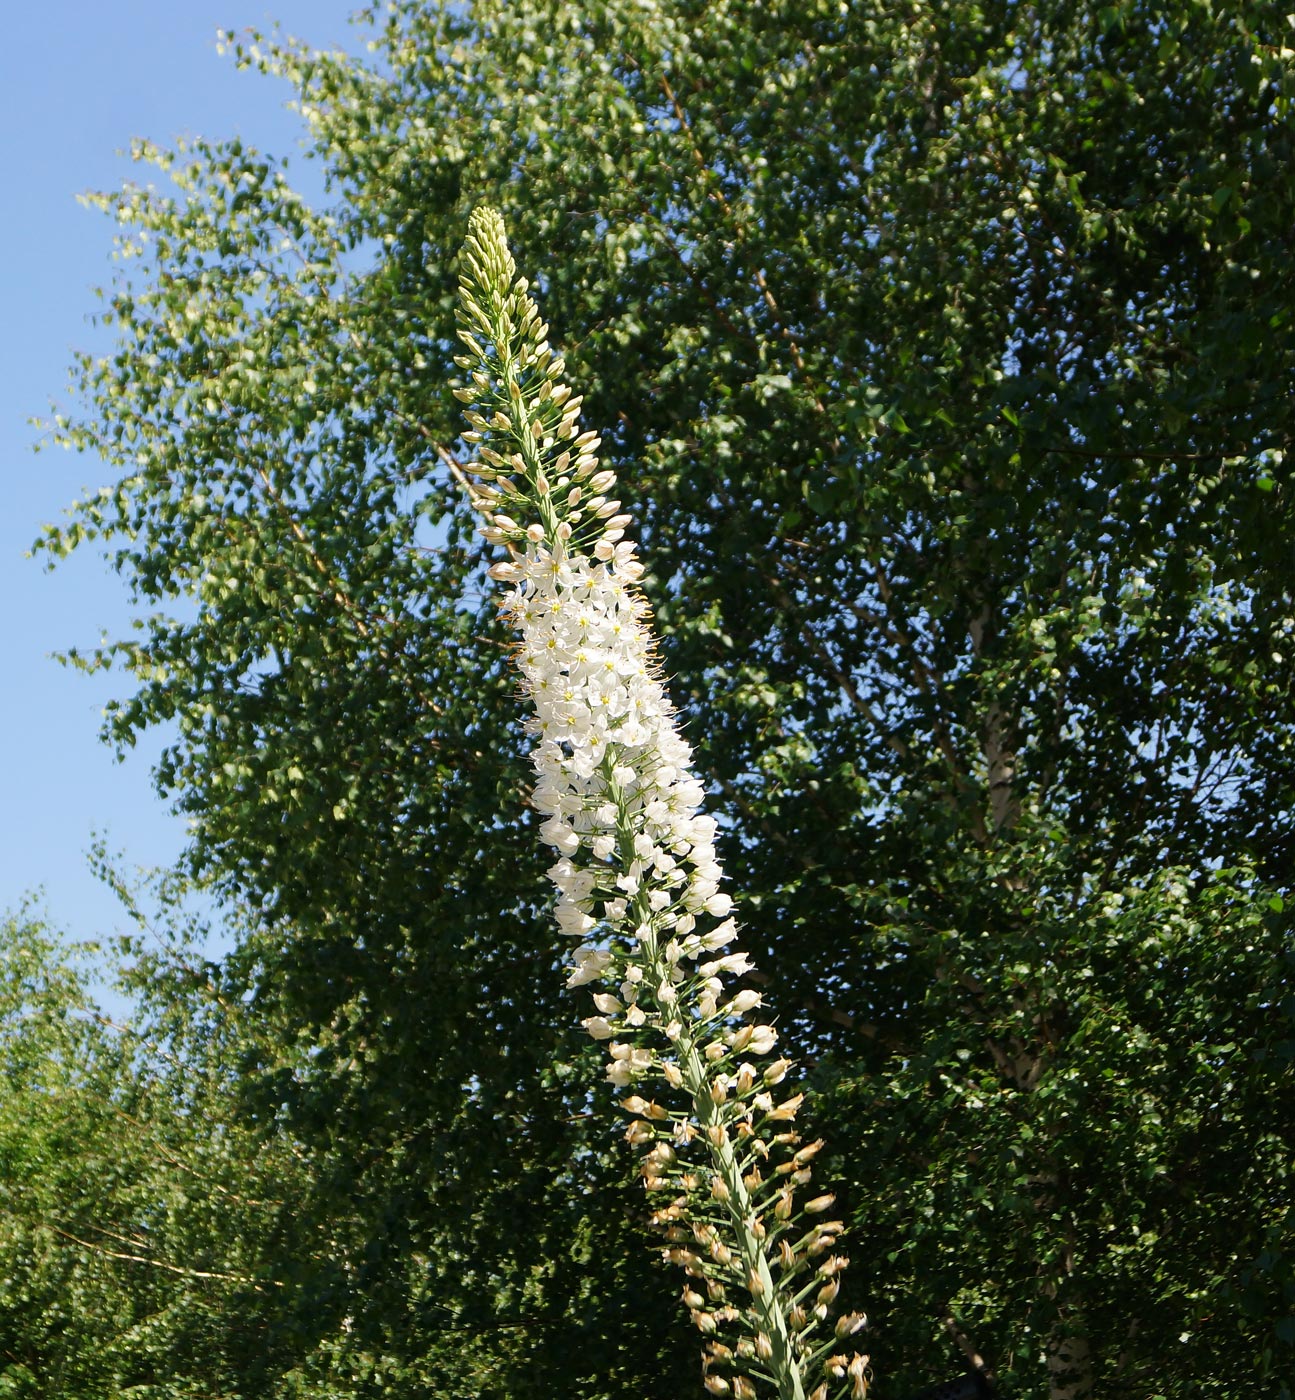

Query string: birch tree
[41,1,1295,1394]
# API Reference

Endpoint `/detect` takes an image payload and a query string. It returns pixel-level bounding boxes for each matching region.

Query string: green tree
[0,900,310,1397]
[41,1,1295,1395]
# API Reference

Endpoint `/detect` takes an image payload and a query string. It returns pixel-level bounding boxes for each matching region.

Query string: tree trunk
[1046,1319,1094,1400]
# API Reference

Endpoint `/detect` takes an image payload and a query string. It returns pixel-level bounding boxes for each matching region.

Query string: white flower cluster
[500,537,775,1083]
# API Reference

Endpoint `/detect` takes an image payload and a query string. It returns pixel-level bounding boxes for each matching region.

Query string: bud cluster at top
[454,207,632,566]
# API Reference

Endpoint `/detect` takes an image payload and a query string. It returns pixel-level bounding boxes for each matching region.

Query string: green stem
[644,940,809,1400]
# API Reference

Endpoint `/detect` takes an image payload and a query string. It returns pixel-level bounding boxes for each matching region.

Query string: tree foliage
[34,1,1295,1395]
[0,898,313,1398]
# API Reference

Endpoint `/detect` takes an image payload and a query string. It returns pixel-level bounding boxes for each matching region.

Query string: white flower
[748,1025,779,1056]
[700,952,755,979]
[567,947,613,987]
[556,901,596,936]
[700,919,737,950]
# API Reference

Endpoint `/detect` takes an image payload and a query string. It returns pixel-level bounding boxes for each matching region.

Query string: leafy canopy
[34,1,1295,1396]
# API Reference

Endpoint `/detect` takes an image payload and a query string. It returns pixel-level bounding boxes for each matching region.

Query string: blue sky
[1,2,366,984]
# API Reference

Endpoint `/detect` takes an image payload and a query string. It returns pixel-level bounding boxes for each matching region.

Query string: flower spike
[452,207,868,1400]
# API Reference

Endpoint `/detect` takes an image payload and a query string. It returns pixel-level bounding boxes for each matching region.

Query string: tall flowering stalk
[452,208,868,1400]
